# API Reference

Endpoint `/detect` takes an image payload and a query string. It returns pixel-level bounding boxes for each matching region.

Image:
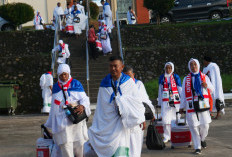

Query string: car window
[176,0,193,6]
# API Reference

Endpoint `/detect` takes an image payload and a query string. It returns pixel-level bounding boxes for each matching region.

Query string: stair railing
[86,12,90,97]
[116,11,124,64]
[51,15,60,77]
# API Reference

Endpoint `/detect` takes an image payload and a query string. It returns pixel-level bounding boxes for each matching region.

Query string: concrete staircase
[59,29,119,103]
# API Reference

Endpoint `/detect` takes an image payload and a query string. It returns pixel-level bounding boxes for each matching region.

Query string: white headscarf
[59,40,63,44]
[101,20,106,25]
[188,58,200,74]
[164,62,174,77]
[57,64,71,84]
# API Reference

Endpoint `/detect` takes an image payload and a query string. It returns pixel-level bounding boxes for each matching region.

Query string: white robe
[53,6,64,30]
[88,77,145,157]
[40,73,53,113]
[34,15,44,30]
[44,84,91,146]
[100,27,112,54]
[180,75,214,126]
[127,11,136,25]
[64,8,72,17]
[71,13,83,34]
[158,76,182,124]
[203,62,225,112]
[103,3,113,33]
[52,44,70,64]
[129,80,155,157]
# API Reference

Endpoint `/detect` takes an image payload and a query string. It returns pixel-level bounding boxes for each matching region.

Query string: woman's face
[165,65,172,74]
[190,61,198,73]
[59,72,69,82]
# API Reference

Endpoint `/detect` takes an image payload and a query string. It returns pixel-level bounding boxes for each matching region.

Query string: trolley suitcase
[154,106,164,137]
[171,112,192,149]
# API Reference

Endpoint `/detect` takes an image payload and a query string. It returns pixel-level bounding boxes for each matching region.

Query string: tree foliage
[144,0,174,15]
[82,0,99,20]
[0,3,34,26]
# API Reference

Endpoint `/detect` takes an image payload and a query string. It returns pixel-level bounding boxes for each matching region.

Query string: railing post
[51,15,60,78]
[86,11,90,97]
[116,11,124,64]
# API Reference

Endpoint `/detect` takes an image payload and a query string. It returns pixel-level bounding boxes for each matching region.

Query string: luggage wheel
[171,146,174,149]
[188,145,191,148]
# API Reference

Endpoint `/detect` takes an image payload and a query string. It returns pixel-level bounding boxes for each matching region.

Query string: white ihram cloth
[88,76,145,157]
[71,13,83,34]
[64,8,72,17]
[203,62,225,113]
[129,80,155,157]
[71,4,85,14]
[53,6,64,30]
[52,44,70,64]
[127,11,136,25]
[53,6,64,19]
[40,73,53,113]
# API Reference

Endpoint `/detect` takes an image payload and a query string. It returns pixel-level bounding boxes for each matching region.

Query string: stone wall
[121,22,232,82]
[0,30,54,113]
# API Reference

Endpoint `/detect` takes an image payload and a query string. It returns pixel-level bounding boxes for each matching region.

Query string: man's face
[74,2,77,5]
[124,70,135,79]
[109,60,124,79]
[101,1,104,5]
[58,3,61,7]
[190,61,198,73]
[59,72,69,82]
[203,60,208,67]
[165,65,172,74]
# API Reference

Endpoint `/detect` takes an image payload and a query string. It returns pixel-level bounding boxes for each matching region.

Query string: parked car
[161,0,232,23]
[0,16,15,31]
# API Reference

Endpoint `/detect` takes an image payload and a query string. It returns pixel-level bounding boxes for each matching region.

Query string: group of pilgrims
[39,54,225,157]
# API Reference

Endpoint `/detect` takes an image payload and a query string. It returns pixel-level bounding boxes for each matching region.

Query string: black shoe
[201,141,207,148]
[195,149,202,155]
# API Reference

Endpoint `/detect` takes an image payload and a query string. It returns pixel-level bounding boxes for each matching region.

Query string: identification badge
[163,91,169,99]
[199,99,210,109]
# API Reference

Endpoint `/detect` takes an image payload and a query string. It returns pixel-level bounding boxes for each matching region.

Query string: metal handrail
[116,11,124,63]
[51,16,60,77]
[86,12,90,97]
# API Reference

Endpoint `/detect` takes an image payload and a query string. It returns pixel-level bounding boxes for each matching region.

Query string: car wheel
[2,24,15,31]
[210,11,222,20]
[160,16,171,23]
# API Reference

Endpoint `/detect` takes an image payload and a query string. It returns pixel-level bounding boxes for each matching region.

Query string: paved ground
[0,107,231,157]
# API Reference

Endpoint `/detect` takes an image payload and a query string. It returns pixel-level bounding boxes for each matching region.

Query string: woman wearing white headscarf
[45,64,91,157]
[180,58,214,155]
[100,20,112,56]
[34,11,44,30]
[158,62,182,143]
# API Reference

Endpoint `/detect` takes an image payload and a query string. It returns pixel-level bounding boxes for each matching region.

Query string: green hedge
[0,3,34,26]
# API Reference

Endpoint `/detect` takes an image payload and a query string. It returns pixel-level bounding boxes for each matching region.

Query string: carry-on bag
[171,112,192,149]
[146,121,165,150]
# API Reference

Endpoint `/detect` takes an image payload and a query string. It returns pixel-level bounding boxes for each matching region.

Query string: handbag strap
[61,85,67,104]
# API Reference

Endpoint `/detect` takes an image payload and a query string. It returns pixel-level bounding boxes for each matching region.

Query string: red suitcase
[171,112,192,149]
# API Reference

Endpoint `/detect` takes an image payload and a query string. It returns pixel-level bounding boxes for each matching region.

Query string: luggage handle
[176,111,187,126]
[155,105,161,121]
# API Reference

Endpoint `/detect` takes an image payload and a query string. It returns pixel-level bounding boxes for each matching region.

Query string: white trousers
[189,124,209,149]
[163,124,171,142]
[130,125,143,157]
[60,141,83,157]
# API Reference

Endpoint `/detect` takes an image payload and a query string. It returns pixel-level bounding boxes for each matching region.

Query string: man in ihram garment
[85,56,146,157]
